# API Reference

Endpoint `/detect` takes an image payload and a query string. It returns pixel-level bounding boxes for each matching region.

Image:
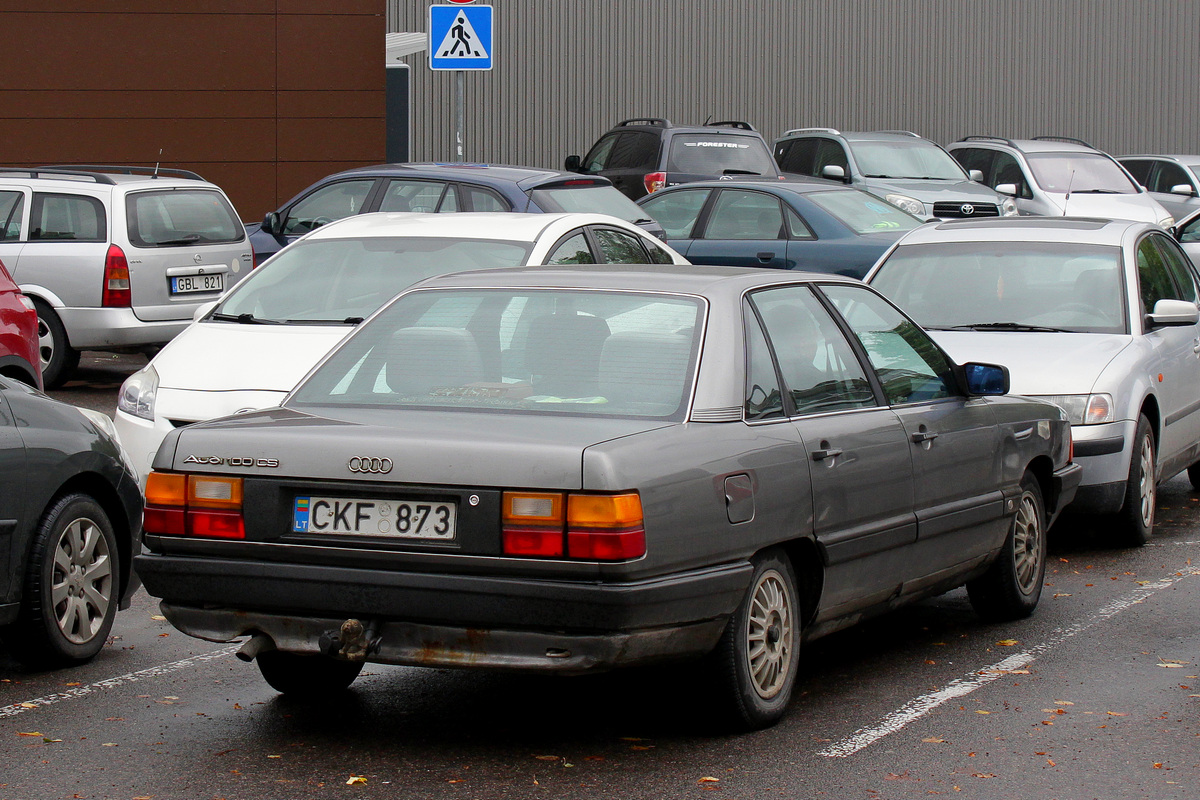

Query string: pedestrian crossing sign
[429,4,494,71]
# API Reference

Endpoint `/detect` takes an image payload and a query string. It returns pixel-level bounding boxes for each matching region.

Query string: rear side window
[0,191,23,241]
[666,135,776,176]
[283,179,375,235]
[30,193,105,242]
[606,132,659,170]
[126,189,243,247]
[464,185,510,212]
[594,228,649,263]
[639,189,710,238]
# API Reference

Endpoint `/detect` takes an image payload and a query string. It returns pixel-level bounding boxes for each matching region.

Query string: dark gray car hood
[161,407,673,490]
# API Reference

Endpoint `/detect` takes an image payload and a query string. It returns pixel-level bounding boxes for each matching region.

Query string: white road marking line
[819,567,1200,758]
[0,644,239,719]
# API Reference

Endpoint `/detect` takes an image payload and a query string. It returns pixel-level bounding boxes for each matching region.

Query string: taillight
[144,472,245,540]
[102,244,131,307]
[643,172,667,194]
[502,491,645,561]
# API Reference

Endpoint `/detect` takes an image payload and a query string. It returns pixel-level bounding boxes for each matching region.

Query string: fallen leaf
[43,738,62,743]
[698,777,720,783]
[996,640,1019,646]
[630,745,654,751]
[64,682,81,687]
[619,736,644,741]
[1046,759,1056,767]
[18,703,37,709]
[1053,593,1071,598]
[1153,763,1164,769]
[1107,712,1128,716]
[922,737,946,743]
[151,615,166,621]
[1054,700,1074,706]
[975,710,991,714]
[346,776,367,785]
[17,732,43,737]
[267,755,281,759]
[972,773,996,779]
[101,743,118,747]
[1159,663,1186,668]
[534,755,559,761]
[232,704,243,710]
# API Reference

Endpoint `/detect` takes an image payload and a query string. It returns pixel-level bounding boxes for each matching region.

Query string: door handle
[757,252,775,262]
[911,430,939,444]
[811,447,843,461]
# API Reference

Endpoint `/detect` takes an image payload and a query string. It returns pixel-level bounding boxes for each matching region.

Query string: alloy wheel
[745,569,794,699]
[50,516,113,644]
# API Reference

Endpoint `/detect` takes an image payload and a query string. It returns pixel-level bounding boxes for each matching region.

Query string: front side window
[1025,153,1139,194]
[215,236,532,324]
[803,190,921,235]
[582,134,620,173]
[283,179,375,234]
[1178,214,1200,244]
[751,286,874,415]
[290,288,704,420]
[30,193,105,241]
[0,191,24,241]
[1152,235,1198,303]
[378,180,449,213]
[545,233,595,265]
[1137,235,1183,314]
[1149,162,1192,195]
[823,284,955,406]
[991,152,1033,199]
[869,241,1127,335]
[666,135,776,176]
[126,189,243,247]
[638,189,710,238]
[813,139,849,177]
[702,190,784,240]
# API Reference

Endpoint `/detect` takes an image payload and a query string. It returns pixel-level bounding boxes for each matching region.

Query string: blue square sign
[429,5,494,71]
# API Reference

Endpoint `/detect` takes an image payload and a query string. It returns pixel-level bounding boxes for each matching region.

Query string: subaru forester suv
[0,166,251,387]
[565,118,781,200]
[773,128,1017,221]
[947,137,1174,227]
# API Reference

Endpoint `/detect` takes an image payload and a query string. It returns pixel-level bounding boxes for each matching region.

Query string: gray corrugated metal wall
[389,1,1200,167]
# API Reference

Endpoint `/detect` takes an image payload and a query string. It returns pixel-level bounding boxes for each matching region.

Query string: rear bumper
[1050,462,1084,520]
[57,307,190,348]
[135,553,751,671]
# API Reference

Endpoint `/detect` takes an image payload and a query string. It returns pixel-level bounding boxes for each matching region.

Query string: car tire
[257,651,364,696]
[1186,461,1200,492]
[33,300,80,389]
[1116,415,1155,547]
[967,472,1046,622]
[15,494,119,667]
[709,549,800,731]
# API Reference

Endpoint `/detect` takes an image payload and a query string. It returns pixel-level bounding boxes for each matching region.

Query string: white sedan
[114,212,687,481]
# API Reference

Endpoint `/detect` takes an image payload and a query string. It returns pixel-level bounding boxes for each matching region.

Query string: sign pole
[455,70,465,162]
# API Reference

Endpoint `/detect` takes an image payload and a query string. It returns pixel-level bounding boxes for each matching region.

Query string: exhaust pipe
[235,633,276,662]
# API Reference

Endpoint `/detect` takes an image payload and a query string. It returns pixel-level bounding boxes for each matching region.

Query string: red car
[0,258,41,390]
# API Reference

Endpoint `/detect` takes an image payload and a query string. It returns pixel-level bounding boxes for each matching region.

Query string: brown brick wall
[0,2,386,221]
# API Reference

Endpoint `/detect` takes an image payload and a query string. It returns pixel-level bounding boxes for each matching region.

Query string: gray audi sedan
[135,266,1079,730]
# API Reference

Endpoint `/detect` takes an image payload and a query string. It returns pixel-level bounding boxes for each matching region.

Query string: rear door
[0,384,25,604]
[15,190,109,311]
[749,285,917,619]
[637,187,713,257]
[687,189,790,269]
[123,188,249,321]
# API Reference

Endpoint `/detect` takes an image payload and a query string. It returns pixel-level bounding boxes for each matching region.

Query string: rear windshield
[530,184,649,224]
[126,189,244,247]
[666,135,777,176]
[214,237,532,325]
[870,241,1127,334]
[1025,153,1139,194]
[804,190,922,234]
[289,288,703,419]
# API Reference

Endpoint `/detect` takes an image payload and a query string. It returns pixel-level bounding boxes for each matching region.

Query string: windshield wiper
[154,234,205,246]
[283,317,364,325]
[943,322,1070,333]
[210,312,282,325]
[1071,188,1123,194]
[722,168,761,176]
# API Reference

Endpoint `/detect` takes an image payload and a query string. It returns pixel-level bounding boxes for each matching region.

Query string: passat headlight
[118,364,159,421]
[884,193,925,217]
[1034,393,1114,425]
[1001,197,1018,216]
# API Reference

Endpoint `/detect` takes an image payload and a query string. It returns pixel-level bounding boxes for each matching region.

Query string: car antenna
[702,114,712,125]
[1063,168,1075,215]
[153,148,162,178]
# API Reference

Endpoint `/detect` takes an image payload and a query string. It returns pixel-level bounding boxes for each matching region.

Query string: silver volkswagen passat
[135,265,1077,731]
[868,217,1200,546]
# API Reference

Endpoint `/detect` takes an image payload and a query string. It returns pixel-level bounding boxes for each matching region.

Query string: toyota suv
[947,137,1175,227]
[0,166,251,387]
[773,128,1017,221]
[565,118,781,200]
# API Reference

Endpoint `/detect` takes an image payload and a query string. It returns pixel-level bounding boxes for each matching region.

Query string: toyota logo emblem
[960,204,975,216]
[348,457,393,474]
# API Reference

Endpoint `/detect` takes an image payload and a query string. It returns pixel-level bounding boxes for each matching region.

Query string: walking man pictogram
[445,14,474,56]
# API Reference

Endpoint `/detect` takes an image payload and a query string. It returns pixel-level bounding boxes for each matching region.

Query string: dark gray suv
[565,118,780,200]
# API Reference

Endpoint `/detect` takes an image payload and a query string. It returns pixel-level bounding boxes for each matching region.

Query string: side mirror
[262,211,282,236]
[1170,183,1197,197]
[564,154,583,173]
[821,164,847,182]
[961,362,1010,396]
[995,183,1017,197]
[1147,298,1200,327]
[969,169,984,182]
[193,300,219,322]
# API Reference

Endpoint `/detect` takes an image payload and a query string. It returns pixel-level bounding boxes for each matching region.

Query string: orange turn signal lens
[145,472,187,507]
[187,476,244,509]
[567,493,643,529]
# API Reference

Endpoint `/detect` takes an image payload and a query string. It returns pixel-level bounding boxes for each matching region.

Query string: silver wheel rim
[1013,491,1043,594]
[50,517,113,644]
[1138,435,1155,528]
[37,315,54,373]
[745,568,794,700]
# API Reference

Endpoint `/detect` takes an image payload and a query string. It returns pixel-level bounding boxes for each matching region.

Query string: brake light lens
[643,172,667,194]
[102,244,131,307]
[144,471,245,539]
[501,491,644,561]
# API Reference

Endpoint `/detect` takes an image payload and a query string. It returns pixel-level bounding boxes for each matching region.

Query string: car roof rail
[956,135,1018,147]
[875,130,922,138]
[0,166,119,185]
[1031,135,1094,148]
[705,120,757,131]
[616,118,672,129]
[780,127,841,137]
[40,164,207,181]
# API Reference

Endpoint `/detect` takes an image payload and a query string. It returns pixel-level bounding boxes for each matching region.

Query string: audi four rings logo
[348,457,393,474]
[960,204,975,215]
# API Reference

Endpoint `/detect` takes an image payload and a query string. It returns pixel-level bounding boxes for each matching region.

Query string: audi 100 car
[135,265,1079,730]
